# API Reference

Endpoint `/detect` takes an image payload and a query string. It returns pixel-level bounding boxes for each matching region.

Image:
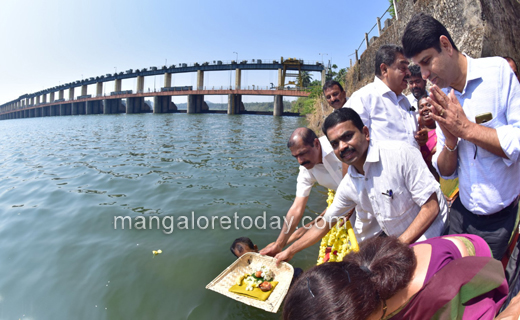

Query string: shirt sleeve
[496,64,520,165]
[323,178,356,223]
[403,145,442,207]
[432,125,459,180]
[295,167,315,197]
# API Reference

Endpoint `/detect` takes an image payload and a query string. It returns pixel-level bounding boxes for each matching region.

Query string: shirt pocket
[378,187,408,220]
[475,117,504,159]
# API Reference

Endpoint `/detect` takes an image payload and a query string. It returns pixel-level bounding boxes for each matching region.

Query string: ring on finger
[439,109,445,117]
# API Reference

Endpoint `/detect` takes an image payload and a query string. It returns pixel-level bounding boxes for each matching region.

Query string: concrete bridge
[0,58,325,120]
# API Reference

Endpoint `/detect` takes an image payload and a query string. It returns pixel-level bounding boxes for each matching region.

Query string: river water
[0,114,328,319]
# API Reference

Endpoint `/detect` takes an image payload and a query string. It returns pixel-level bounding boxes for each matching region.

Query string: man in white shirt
[273,108,447,264]
[406,64,428,108]
[345,44,426,148]
[323,80,347,110]
[402,12,520,262]
[260,127,345,257]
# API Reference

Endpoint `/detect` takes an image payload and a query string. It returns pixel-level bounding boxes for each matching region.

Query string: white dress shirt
[432,55,520,215]
[345,77,419,148]
[324,141,447,243]
[295,136,343,197]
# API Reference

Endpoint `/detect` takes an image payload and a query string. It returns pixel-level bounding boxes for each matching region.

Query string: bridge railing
[150,59,323,71]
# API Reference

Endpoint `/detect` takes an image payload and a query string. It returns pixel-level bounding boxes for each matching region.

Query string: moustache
[340,147,355,159]
[301,160,310,166]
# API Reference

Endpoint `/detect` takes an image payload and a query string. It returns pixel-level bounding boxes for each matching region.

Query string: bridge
[0,58,325,120]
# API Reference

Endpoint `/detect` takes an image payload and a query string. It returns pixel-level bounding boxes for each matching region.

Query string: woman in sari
[282,235,508,319]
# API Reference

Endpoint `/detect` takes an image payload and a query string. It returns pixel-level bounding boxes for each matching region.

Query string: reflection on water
[0,114,327,319]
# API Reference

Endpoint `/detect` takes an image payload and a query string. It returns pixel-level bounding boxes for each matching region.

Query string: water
[0,114,329,320]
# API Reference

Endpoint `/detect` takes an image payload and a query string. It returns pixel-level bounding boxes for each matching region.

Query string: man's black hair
[287,128,318,148]
[402,13,458,58]
[322,108,365,139]
[408,64,422,78]
[322,80,344,93]
[375,44,405,76]
[230,237,255,258]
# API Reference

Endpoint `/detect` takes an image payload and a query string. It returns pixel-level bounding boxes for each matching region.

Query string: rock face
[344,0,520,96]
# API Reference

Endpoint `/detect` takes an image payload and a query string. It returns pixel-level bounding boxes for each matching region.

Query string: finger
[448,89,459,105]
[426,96,444,116]
[429,86,449,110]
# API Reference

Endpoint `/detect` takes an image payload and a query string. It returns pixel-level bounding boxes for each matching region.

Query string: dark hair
[230,237,255,257]
[287,128,318,148]
[322,80,344,93]
[322,108,364,138]
[402,13,458,58]
[282,237,416,320]
[374,44,405,76]
[416,93,430,110]
[408,64,422,78]
[504,57,518,70]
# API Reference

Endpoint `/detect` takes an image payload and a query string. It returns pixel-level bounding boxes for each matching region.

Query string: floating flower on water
[152,249,163,256]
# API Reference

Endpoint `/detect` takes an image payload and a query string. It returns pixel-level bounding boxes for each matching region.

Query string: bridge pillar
[72,103,78,115]
[153,96,176,113]
[164,73,172,88]
[278,68,283,89]
[81,85,87,96]
[59,90,64,100]
[321,69,326,86]
[114,79,122,92]
[50,92,55,103]
[274,95,283,116]
[50,105,57,116]
[103,99,121,114]
[136,76,144,93]
[235,69,241,90]
[96,82,103,97]
[42,94,47,104]
[35,107,41,117]
[29,109,35,118]
[86,101,101,114]
[197,70,204,90]
[127,97,145,114]
[187,95,204,114]
[35,96,40,105]
[227,94,243,114]
[69,87,75,100]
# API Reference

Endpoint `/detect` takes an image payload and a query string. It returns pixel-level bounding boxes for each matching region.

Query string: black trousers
[443,196,519,261]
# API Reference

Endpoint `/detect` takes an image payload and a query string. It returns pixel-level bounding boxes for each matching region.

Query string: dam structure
[0,58,325,119]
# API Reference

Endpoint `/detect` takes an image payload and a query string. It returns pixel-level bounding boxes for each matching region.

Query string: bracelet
[444,143,458,152]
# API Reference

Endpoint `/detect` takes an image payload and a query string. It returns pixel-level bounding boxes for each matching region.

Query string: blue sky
[0,0,393,104]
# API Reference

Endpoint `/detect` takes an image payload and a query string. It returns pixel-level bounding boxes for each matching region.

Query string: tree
[300,71,313,88]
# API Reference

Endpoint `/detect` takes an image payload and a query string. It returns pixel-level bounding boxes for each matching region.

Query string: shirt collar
[373,76,407,104]
[319,136,335,160]
[450,54,481,94]
[348,141,380,177]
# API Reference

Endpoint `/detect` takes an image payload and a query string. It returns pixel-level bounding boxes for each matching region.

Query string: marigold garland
[317,189,359,265]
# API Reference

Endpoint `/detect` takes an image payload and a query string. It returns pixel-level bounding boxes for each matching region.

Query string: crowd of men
[260,13,520,306]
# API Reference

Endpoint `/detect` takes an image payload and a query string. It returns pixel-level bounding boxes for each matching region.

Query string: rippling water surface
[0,114,329,320]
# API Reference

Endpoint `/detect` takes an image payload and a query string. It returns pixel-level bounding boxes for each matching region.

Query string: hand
[415,128,428,147]
[259,242,283,257]
[274,249,295,267]
[428,86,474,142]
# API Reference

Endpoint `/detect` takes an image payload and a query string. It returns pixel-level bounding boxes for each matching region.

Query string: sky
[0,0,393,104]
